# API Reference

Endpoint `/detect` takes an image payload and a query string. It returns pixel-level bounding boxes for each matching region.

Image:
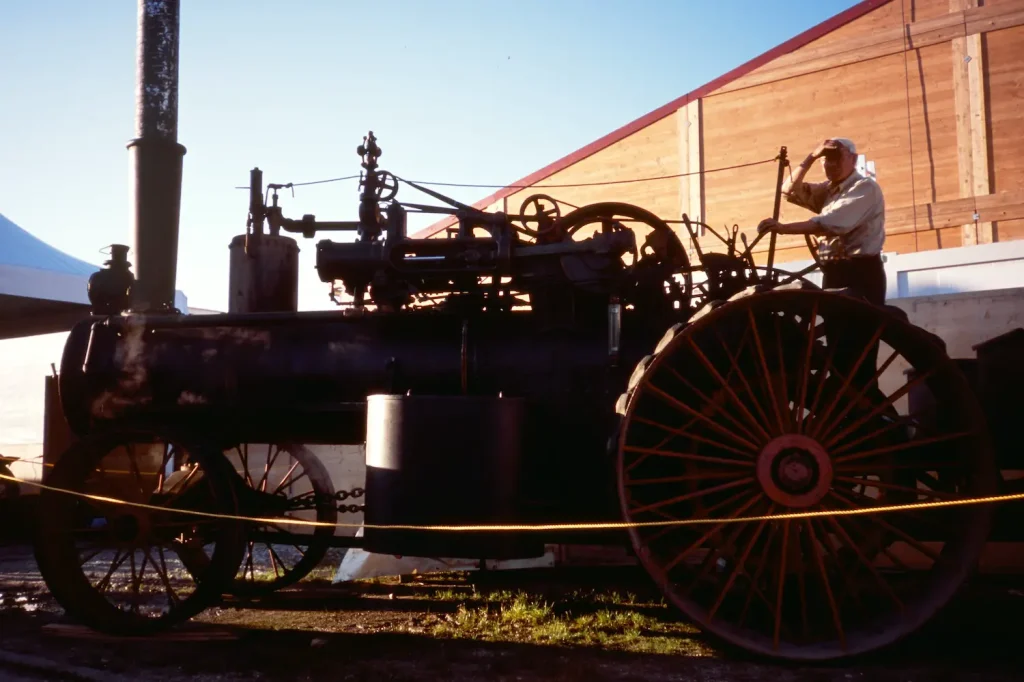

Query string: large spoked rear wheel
[615,283,997,661]
[33,428,247,636]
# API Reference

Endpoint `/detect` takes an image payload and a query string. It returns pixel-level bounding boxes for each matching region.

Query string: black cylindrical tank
[361,394,544,559]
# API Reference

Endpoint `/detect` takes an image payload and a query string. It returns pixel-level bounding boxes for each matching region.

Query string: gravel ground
[3,544,1024,681]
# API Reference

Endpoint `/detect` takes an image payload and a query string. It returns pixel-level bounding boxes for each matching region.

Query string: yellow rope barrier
[3,472,1022,533]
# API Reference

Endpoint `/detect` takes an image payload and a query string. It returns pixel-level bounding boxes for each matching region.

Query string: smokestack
[127,0,186,312]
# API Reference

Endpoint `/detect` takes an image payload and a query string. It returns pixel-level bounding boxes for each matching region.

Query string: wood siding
[420,0,1024,265]
[698,0,1024,263]
[490,114,682,243]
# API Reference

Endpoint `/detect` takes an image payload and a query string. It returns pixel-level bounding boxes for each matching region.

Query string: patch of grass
[421,590,713,656]
[204,567,719,657]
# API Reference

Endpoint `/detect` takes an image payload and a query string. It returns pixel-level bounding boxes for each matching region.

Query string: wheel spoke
[824,515,903,611]
[832,475,958,500]
[131,550,150,613]
[153,546,182,607]
[828,490,940,562]
[95,549,129,594]
[642,381,761,451]
[623,445,754,468]
[834,431,974,466]
[712,328,775,438]
[156,444,170,494]
[626,470,749,486]
[163,464,201,504]
[805,520,845,649]
[662,362,763,447]
[237,445,255,488]
[686,336,773,444]
[736,522,781,626]
[810,347,900,443]
[273,460,302,495]
[267,544,291,577]
[629,476,755,517]
[794,299,820,432]
[806,325,887,440]
[78,546,106,566]
[708,511,773,621]
[126,444,148,500]
[773,520,789,649]
[630,415,756,459]
[746,308,787,435]
[640,487,753,545]
[662,493,763,573]
[772,315,792,430]
[823,369,936,450]
[830,414,921,457]
[680,509,759,600]
[801,338,841,435]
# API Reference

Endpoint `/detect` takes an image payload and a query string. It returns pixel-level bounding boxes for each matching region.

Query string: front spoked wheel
[32,429,247,635]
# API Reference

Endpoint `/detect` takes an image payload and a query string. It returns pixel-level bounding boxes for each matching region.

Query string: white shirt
[784,170,886,258]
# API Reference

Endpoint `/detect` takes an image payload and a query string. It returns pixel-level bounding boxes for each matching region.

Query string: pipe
[765,146,788,275]
[127,0,186,312]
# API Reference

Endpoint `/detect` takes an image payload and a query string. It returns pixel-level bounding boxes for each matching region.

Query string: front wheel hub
[756,435,832,508]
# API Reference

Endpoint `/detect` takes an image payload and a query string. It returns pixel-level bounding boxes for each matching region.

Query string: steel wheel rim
[615,287,997,660]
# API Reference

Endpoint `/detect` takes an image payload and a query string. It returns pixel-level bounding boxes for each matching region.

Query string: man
[758,137,887,393]
[757,137,887,306]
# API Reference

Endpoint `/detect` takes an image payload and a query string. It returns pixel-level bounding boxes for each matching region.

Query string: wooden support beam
[952,26,977,245]
[677,99,705,225]
[951,0,993,245]
[967,31,992,243]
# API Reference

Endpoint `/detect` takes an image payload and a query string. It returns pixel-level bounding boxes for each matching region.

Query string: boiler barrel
[58,310,617,446]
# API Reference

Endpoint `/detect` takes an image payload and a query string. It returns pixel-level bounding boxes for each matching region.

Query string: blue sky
[0,0,861,312]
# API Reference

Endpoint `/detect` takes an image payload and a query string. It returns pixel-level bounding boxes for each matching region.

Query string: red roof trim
[410,0,892,239]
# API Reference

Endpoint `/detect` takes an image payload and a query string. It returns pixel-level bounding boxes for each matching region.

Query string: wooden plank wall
[427,0,1024,271]
[488,114,683,243]
[697,0,1024,264]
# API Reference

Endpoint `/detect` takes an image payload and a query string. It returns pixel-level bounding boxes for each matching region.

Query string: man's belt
[820,253,882,263]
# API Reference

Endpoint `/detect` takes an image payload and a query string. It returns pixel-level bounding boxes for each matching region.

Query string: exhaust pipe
[127,0,186,312]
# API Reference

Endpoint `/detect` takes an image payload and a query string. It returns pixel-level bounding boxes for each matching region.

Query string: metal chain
[288,487,365,513]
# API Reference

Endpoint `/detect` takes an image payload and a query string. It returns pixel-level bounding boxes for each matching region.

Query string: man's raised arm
[783,140,830,211]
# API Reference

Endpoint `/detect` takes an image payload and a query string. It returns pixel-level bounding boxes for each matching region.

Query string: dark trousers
[820,255,887,396]
[820,255,887,307]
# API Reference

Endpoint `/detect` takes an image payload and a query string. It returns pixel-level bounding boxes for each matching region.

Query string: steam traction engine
[31,129,998,661]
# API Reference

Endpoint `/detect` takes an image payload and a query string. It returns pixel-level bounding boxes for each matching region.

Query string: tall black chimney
[127,0,185,312]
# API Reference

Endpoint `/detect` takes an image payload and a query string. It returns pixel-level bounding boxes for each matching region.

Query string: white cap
[824,137,857,154]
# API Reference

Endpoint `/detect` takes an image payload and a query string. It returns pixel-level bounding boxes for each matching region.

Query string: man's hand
[757,217,779,235]
[811,139,831,159]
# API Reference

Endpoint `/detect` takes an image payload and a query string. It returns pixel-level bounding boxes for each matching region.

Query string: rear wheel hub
[756,434,832,508]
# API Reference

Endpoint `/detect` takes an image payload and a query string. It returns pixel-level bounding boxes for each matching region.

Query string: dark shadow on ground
[4,548,1024,681]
